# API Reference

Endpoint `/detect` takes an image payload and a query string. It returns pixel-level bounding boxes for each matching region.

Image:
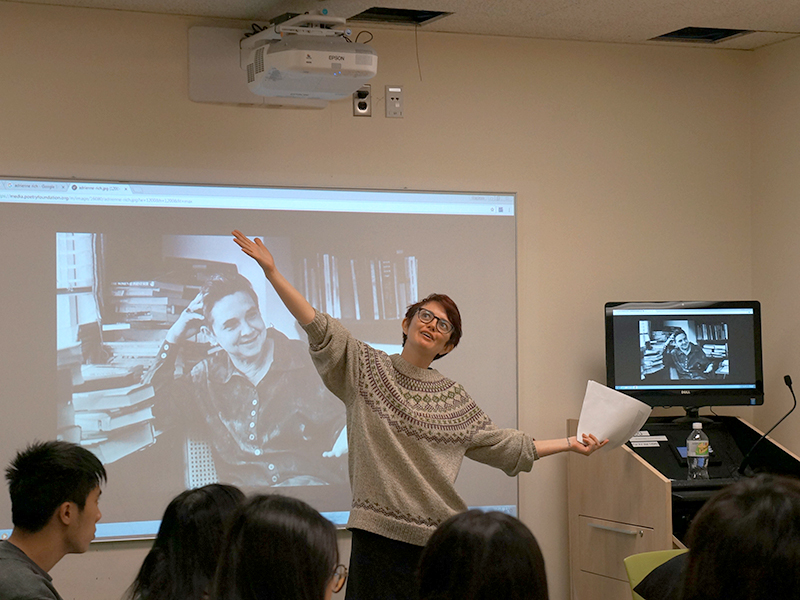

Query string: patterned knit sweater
[302,311,537,546]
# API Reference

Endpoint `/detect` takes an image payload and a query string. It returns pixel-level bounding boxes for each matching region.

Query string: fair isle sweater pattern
[360,343,492,444]
[350,497,443,528]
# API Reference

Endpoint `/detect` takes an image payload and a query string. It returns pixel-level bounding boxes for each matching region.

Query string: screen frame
[605,300,764,411]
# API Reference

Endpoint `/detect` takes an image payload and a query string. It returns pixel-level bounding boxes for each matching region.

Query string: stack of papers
[577,380,652,449]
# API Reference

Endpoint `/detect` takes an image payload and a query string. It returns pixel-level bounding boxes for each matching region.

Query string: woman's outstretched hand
[570,433,608,455]
[232,230,275,275]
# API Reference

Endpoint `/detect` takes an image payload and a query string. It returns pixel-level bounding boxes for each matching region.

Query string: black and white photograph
[55,232,430,505]
[639,319,729,382]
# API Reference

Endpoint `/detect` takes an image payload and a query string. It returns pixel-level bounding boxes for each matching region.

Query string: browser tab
[68,183,130,193]
[3,180,68,192]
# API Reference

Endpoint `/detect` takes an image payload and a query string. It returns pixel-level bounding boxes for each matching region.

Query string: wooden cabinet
[567,416,800,600]
[567,419,678,600]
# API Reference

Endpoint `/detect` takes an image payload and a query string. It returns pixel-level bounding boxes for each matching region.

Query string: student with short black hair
[0,440,107,600]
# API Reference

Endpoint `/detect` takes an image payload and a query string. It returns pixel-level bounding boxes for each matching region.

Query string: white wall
[751,37,800,447]
[0,2,777,598]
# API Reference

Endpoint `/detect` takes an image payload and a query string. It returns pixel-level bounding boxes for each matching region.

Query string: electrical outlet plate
[386,85,403,118]
[353,85,371,117]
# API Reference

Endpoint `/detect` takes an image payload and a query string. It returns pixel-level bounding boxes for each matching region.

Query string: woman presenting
[232,230,607,600]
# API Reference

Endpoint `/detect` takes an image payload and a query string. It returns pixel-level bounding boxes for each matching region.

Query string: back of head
[5,440,106,533]
[683,474,800,600]
[211,494,338,600]
[128,484,245,600]
[418,510,549,600]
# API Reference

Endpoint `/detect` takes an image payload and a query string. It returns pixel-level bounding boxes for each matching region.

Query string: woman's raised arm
[232,230,316,326]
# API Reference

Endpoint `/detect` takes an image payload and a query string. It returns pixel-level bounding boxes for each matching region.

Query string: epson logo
[329,54,346,61]
[681,390,691,394]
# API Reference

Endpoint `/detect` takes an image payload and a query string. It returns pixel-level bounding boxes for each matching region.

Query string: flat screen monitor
[0,176,518,541]
[605,301,763,417]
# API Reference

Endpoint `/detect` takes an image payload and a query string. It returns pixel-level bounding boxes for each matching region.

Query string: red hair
[402,293,462,360]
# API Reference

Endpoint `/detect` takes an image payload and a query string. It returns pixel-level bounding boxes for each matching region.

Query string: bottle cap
[692,422,702,429]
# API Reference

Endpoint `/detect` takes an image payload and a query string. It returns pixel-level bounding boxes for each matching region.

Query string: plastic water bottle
[687,422,710,479]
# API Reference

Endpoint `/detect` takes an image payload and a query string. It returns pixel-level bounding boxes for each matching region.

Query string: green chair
[623,549,688,600]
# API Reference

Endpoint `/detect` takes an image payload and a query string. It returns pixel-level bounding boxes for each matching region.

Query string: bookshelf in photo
[298,251,419,322]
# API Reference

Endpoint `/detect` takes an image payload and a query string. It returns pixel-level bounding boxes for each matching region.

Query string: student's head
[127,483,245,600]
[418,510,549,600]
[5,440,106,550]
[402,293,463,361]
[200,273,267,361]
[682,473,800,600]
[211,494,343,600]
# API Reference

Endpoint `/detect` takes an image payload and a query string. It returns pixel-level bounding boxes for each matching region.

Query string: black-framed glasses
[416,308,453,334]
[331,564,348,594]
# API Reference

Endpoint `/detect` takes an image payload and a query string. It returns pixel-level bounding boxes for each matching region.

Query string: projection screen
[0,177,517,540]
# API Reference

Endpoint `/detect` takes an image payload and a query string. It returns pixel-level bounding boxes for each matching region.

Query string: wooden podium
[566,417,800,600]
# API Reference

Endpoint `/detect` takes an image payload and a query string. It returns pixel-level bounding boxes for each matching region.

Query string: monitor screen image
[605,301,764,416]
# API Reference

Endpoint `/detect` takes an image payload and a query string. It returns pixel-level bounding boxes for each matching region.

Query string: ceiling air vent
[651,27,753,43]
[348,7,451,26]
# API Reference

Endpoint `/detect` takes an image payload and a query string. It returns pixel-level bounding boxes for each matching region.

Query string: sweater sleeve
[465,421,537,476]
[301,311,363,407]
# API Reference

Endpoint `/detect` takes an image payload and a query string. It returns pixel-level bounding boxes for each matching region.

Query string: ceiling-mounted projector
[240,13,377,103]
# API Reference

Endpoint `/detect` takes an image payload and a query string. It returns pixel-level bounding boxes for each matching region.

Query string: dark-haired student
[635,473,800,600]
[125,483,245,600]
[418,509,549,600]
[681,473,800,600]
[0,440,107,600]
[232,231,608,600]
[210,494,346,600]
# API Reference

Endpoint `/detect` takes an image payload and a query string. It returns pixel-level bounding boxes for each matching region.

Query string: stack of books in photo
[701,344,728,359]
[103,279,198,370]
[108,280,192,325]
[641,341,667,376]
[70,364,156,464]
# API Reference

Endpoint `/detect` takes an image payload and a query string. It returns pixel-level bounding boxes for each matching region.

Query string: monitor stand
[672,406,714,424]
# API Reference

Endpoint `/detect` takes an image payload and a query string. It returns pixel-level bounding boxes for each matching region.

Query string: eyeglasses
[331,564,348,594]
[416,308,453,334]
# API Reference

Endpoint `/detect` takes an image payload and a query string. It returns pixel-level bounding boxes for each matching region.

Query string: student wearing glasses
[231,230,607,600]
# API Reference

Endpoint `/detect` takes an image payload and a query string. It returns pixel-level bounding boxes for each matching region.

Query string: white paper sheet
[576,380,652,450]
